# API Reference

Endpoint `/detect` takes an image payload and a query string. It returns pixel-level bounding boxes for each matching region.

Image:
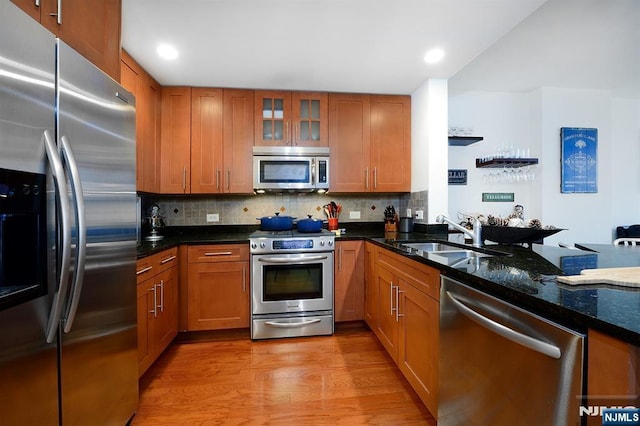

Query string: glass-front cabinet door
[254,91,328,147]
[292,92,328,147]
[254,91,291,146]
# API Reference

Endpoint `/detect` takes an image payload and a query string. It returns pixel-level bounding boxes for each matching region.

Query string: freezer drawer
[439,276,584,426]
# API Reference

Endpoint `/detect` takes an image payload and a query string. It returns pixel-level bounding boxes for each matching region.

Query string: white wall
[540,88,613,245]
[610,97,640,234]
[448,87,640,245]
[448,91,539,222]
[411,79,449,222]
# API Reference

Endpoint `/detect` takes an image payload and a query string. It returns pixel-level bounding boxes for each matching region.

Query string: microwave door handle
[311,159,316,185]
[60,136,87,334]
[43,130,72,343]
[257,255,329,264]
[445,291,561,359]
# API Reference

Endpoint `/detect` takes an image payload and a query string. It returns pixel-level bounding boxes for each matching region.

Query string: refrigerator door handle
[60,136,87,333]
[43,130,72,343]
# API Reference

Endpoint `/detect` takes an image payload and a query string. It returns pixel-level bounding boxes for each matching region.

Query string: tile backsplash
[142,191,429,227]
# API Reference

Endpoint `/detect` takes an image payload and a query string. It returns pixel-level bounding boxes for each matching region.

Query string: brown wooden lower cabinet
[334,240,365,322]
[587,329,640,426]
[136,248,178,377]
[186,244,250,331]
[367,245,440,416]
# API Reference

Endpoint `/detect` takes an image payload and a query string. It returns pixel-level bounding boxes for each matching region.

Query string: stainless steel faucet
[436,214,483,248]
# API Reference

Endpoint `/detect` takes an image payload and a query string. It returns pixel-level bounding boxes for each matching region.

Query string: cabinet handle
[227,169,231,191]
[157,280,164,313]
[216,168,220,190]
[136,266,153,275]
[242,266,246,293]
[182,166,187,191]
[285,121,290,144]
[365,168,369,190]
[204,251,233,256]
[374,167,378,190]
[396,288,404,321]
[160,255,176,264]
[390,283,396,315]
[294,122,299,145]
[35,0,40,7]
[149,286,157,317]
[49,0,62,24]
[338,246,343,272]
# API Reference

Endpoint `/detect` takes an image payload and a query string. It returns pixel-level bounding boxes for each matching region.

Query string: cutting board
[556,266,640,287]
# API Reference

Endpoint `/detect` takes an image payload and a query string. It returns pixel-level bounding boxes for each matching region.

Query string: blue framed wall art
[560,127,597,193]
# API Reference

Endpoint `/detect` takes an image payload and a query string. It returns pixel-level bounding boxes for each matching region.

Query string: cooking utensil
[257,212,295,231]
[323,202,342,219]
[296,215,324,233]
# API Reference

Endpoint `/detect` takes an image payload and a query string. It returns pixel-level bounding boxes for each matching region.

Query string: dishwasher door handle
[446,291,562,359]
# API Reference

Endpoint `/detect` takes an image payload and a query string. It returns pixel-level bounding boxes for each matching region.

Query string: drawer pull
[160,255,177,264]
[136,266,153,275]
[204,251,233,256]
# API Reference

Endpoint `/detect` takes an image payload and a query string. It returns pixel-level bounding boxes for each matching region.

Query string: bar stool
[613,238,640,246]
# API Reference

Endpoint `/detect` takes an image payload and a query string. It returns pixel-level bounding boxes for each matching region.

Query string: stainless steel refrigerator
[0,2,138,424]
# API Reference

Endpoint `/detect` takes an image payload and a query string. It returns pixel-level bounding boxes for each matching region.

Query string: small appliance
[253,146,329,192]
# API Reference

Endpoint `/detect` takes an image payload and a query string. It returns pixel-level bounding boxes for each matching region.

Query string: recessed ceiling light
[157,44,178,60]
[424,48,444,64]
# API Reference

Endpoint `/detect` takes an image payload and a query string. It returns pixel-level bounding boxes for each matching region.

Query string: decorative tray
[481,226,563,245]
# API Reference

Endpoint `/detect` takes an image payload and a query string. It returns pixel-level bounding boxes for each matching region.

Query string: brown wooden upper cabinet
[160,87,192,194]
[120,51,161,193]
[222,89,255,193]
[329,94,411,192]
[191,88,224,194]
[159,87,254,194]
[191,88,254,194]
[254,91,328,147]
[370,95,411,192]
[11,0,122,81]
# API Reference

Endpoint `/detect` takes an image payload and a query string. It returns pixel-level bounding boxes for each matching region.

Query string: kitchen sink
[398,240,508,268]
[427,250,495,266]
[400,242,463,252]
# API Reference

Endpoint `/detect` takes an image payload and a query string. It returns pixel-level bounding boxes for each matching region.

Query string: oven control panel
[273,239,313,250]
[250,237,334,254]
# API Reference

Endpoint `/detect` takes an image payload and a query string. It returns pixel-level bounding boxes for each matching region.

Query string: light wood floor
[132,324,436,425]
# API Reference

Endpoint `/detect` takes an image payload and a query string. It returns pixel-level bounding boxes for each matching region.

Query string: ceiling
[122,0,640,97]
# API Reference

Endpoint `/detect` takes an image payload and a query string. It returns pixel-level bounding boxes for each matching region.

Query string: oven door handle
[257,255,329,264]
[265,319,322,328]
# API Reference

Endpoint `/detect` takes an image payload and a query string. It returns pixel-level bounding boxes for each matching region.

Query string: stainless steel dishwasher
[439,276,584,426]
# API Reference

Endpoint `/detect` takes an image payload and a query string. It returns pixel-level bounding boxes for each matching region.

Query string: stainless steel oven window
[251,252,333,316]
[262,263,323,301]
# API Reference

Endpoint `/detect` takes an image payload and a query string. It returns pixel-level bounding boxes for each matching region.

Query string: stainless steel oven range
[250,230,335,340]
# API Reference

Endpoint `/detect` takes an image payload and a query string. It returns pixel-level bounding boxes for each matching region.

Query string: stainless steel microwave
[253,146,329,192]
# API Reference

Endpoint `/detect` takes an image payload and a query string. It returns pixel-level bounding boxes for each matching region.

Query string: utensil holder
[328,218,339,231]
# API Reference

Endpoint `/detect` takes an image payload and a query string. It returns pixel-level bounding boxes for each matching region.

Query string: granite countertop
[137,224,640,346]
[372,238,640,346]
